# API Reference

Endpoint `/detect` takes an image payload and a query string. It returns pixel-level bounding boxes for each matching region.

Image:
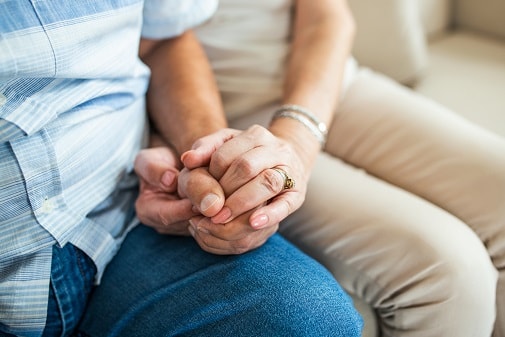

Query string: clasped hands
[134,125,307,255]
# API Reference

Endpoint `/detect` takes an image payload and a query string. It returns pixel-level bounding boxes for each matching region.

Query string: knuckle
[280,198,293,215]
[249,125,274,142]
[210,150,228,171]
[247,124,268,137]
[184,173,199,192]
[247,124,264,135]
[156,207,172,227]
[261,169,283,194]
[184,168,207,192]
[244,124,273,144]
[231,237,255,254]
[231,244,249,255]
[233,156,256,178]
[197,232,212,246]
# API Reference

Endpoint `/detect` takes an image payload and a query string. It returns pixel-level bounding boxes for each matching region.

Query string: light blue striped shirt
[0,1,217,335]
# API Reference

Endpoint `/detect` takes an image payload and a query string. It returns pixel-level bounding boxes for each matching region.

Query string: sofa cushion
[349,0,428,85]
[414,31,505,137]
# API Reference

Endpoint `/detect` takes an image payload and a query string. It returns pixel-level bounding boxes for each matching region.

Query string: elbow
[320,2,357,43]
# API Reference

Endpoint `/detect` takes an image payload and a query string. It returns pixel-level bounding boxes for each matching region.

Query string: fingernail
[200,194,219,212]
[211,207,232,224]
[251,214,269,229]
[180,151,190,163]
[161,171,175,188]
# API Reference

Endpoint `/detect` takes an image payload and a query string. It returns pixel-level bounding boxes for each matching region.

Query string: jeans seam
[73,246,96,282]
[48,264,67,337]
[44,244,96,337]
[75,247,87,279]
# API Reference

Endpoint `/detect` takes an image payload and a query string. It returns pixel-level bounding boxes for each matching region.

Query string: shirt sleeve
[142,0,218,39]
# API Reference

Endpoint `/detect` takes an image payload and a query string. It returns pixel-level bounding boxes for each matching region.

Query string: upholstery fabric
[349,0,428,84]
[455,0,505,39]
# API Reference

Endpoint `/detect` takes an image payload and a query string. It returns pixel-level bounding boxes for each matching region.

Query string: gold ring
[273,168,295,190]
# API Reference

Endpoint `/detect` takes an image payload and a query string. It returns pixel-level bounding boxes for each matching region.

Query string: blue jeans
[38,226,363,337]
[42,243,96,337]
[74,225,362,337]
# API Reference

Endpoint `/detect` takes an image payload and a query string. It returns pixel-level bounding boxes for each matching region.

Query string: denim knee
[76,228,362,337]
[233,234,363,337]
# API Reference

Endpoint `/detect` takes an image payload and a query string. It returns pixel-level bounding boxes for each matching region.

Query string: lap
[230,67,505,246]
[327,68,505,243]
[280,152,497,335]
[229,67,505,335]
[76,225,362,337]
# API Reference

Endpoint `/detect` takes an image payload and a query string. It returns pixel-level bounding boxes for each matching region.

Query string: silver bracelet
[271,110,327,146]
[276,104,328,136]
[272,104,328,146]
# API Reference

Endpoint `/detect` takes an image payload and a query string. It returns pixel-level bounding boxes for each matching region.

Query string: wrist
[269,118,320,172]
[271,104,328,148]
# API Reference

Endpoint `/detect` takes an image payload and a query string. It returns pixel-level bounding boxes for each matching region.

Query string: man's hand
[187,209,279,255]
[134,147,197,235]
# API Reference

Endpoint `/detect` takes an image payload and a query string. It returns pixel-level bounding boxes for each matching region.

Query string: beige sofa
[351,0,505,138]
[349,0,505,335]
[416,0,505,138]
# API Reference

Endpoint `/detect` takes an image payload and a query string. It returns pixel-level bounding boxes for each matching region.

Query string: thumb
[134,147,180,192]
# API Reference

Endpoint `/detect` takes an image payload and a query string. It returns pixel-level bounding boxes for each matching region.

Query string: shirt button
[0,93,6,106]
[41,197,55,213]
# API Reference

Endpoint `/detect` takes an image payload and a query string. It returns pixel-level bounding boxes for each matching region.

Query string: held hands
[179,125,308,254]
[134,125,309,255]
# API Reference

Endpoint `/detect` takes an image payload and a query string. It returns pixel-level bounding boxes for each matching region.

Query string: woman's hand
[182,125,310,231]
[178,164,280,255]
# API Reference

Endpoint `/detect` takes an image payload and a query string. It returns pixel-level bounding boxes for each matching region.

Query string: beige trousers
[230,69,505,337]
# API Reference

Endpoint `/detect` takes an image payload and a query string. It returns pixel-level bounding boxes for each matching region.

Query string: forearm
[284,0,355,113]
[139,31,227,156]
[269,0,355,166]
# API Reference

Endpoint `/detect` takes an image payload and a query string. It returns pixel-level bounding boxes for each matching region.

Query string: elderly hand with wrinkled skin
[134,146,198,236]
[134,124,311,255]
[132,138,279,255]
[178,125,311,254]
[177,160,280,255]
